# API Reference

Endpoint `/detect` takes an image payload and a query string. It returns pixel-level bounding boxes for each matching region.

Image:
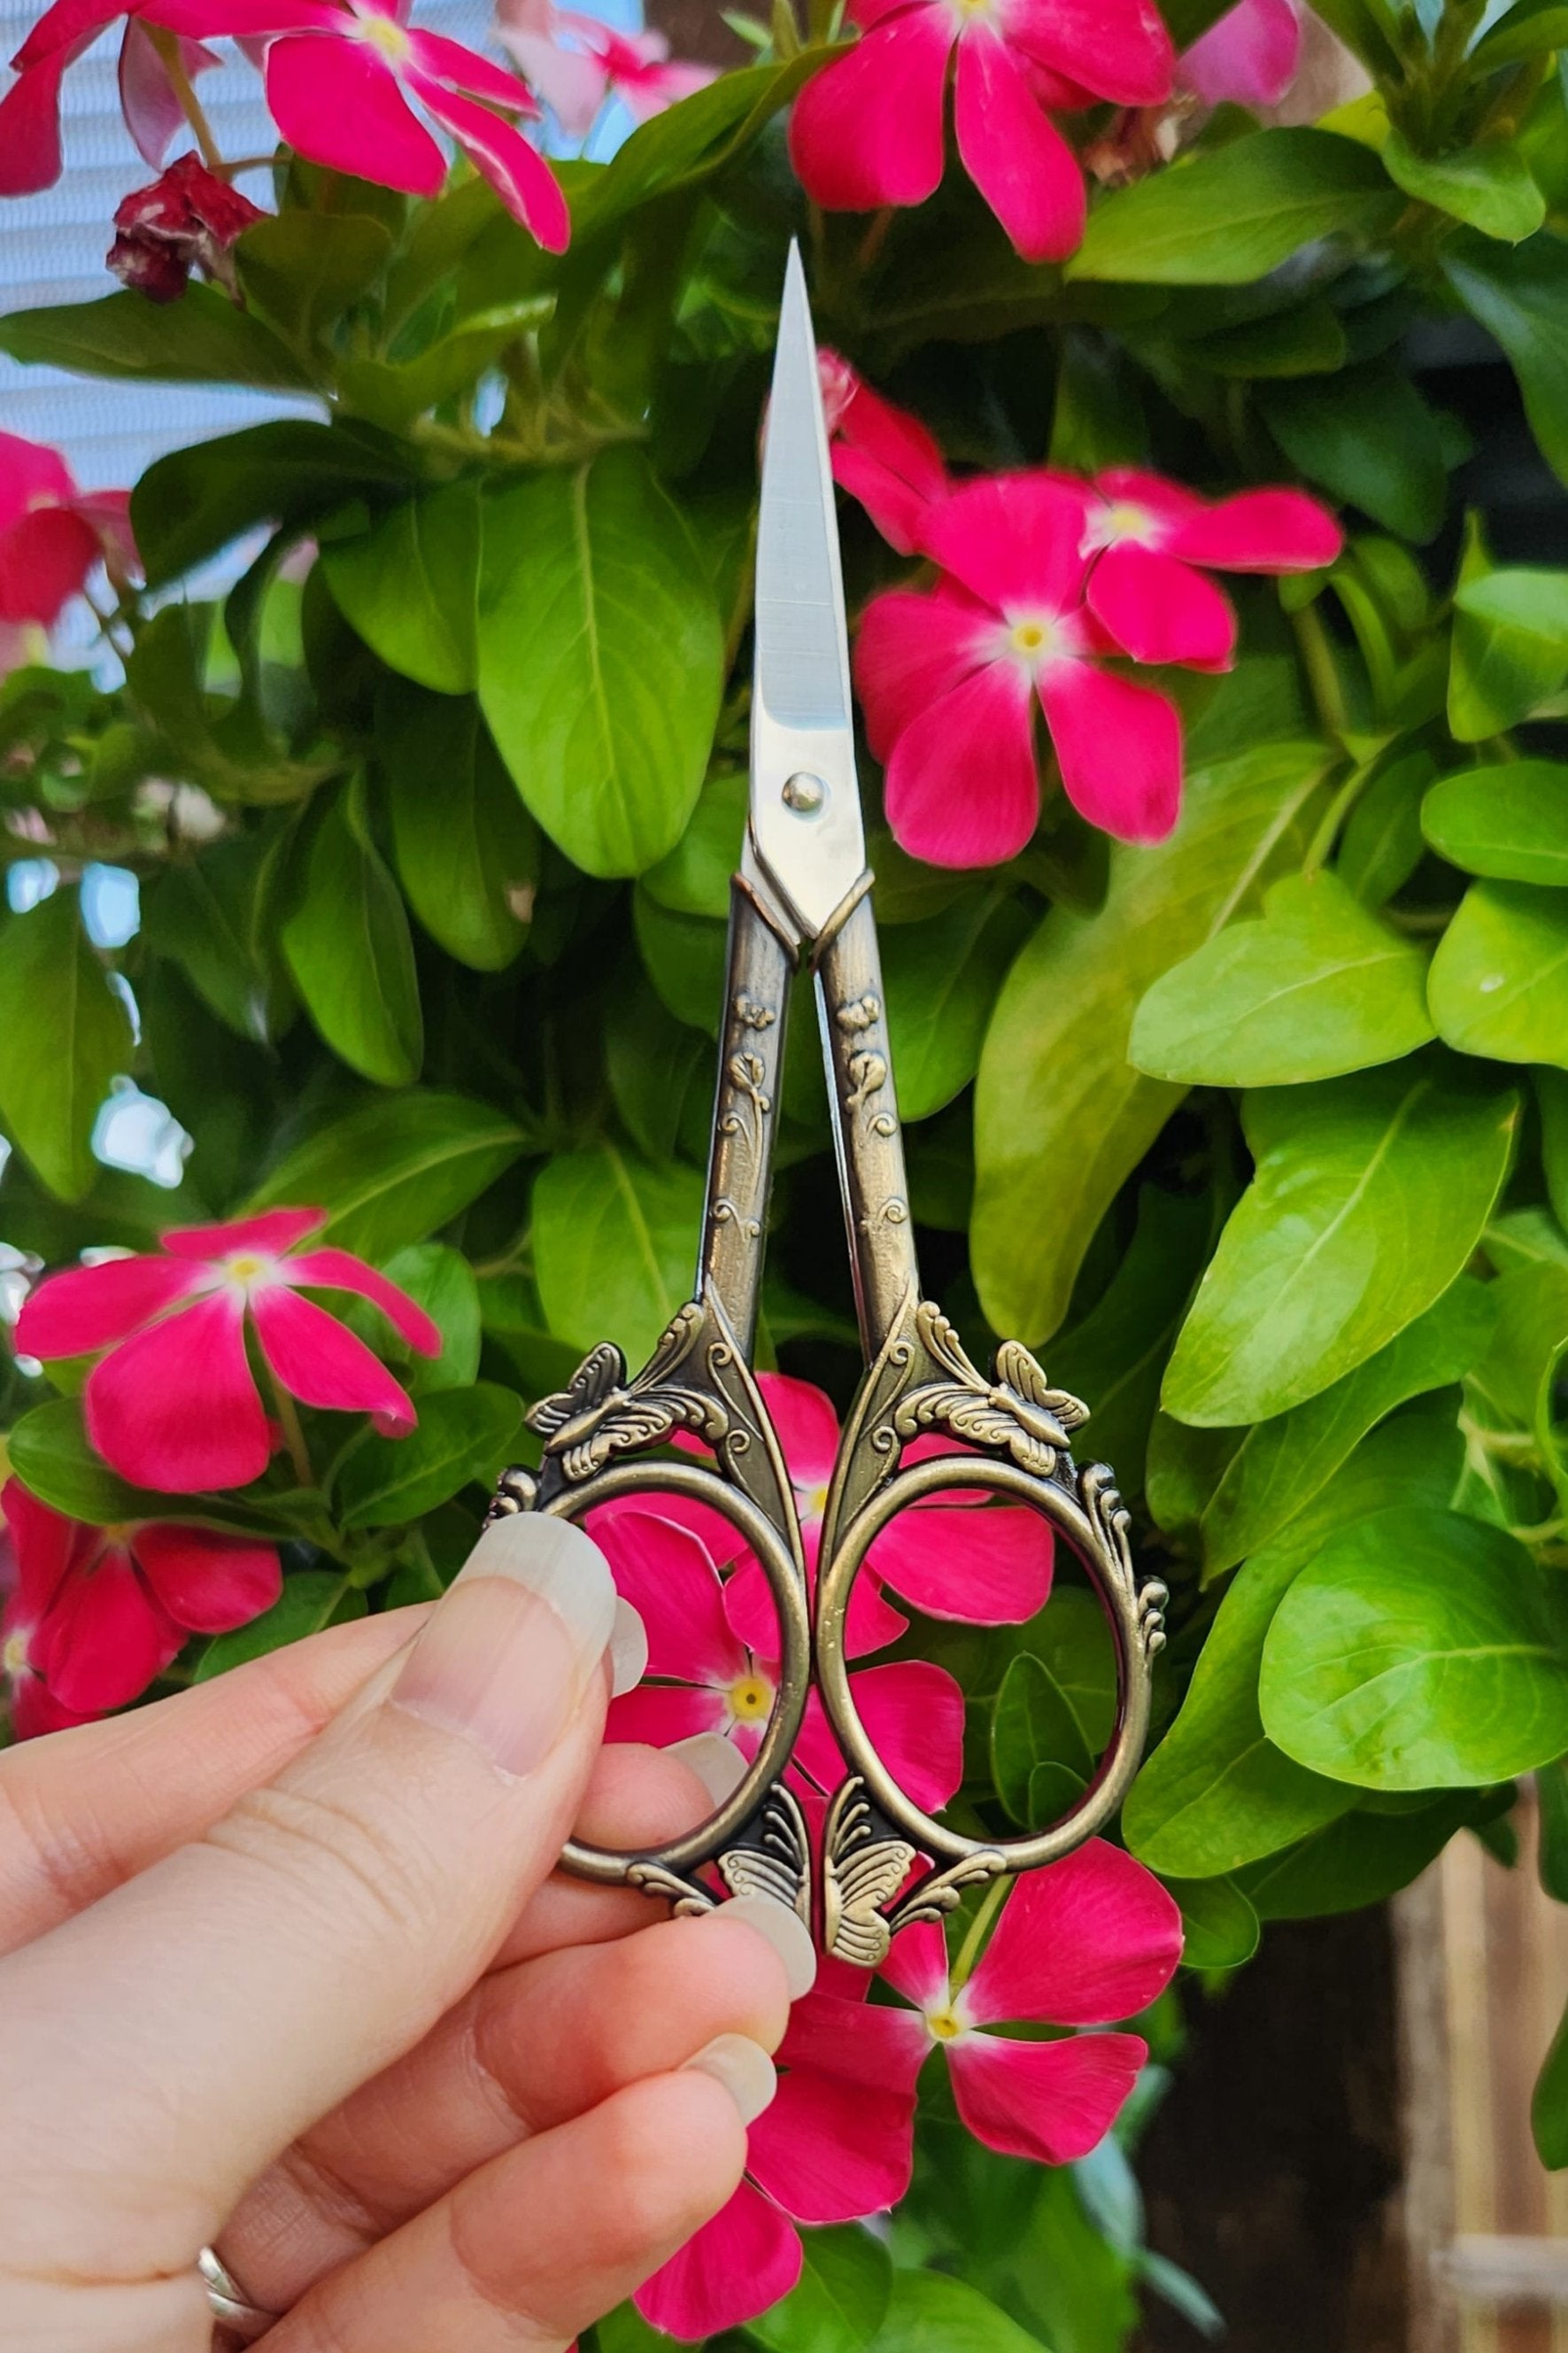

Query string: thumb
[0,1513,642,2294]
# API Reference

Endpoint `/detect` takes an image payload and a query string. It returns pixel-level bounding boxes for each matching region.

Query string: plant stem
[949,1874,1009,1995]
[147,26,224,171]
[1302,747,1386,877]
[266,1369,314,1489]
[1290,599,1348,745]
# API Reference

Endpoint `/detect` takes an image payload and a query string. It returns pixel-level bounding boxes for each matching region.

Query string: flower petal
[1180,0,1300,108]
[998,0,1173,103]
[118,20,219,168]
[637,2180,802,2341]
[871,1498,1053,1623]
[950,2028,1149,2163]
[1038,658,1181,842]
[757,1369,840,1490]
[587,1504,747,1685]
[881,1918,950,2013]
[250,1285,419,1432]
[854,583,997,762]
[787,6,952,212]
[285,1246,442,1356]
[265,34,447,196]
[0,52,67,194]
[922,473,1093,615]
[38,1542,181,1713]
[884,659,1040,869]
[0,507,101,629]
[0,430,75,531]
[410,74,570,250]
[780,1985,930,2094]
[966,1839,1184,2026]
[405,24,532,108]
[15,1252,207,1361]
[84,1293,273,1493]
[1164,485,1342,571]
[725,1548,908,1661]
[954,25,1085,262]
[131,1523,282,1634]
[827,365,949,555]
[606,1681,730,1745]
[2,1477,88,1618]
[494,22,607,134]
[749,2070,917,2220]
[799,1660,964,1812]
[1088,542,1236,670]
[158,1206,327,1261]
[14,0,124,71]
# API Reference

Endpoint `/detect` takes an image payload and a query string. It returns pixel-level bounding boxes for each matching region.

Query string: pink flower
[591,1503,966,1815]
[856,472,1186,863]
[636,1982,923,2339]
[1180,0,1301,109]
[0,431,136,631]
[788,0,1173,262]
[1,1476,282,1737]
[108,151,266,302]
[0,0,220,197]
[1078,466,1341,670]
[819,350,949,557]
[875,1843,1183,2163]
[14,1207,442,1495]
[494,0,714,135]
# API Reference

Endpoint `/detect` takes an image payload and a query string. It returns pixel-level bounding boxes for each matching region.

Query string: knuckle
[201,1779,444,1949]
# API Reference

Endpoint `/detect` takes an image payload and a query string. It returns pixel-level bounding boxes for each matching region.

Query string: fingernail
[668,1731,748,1807]
[391,1515,615,1776]
[717,1895,818,2000]
[610,1598,648,1699]
[684,2033,776,2125]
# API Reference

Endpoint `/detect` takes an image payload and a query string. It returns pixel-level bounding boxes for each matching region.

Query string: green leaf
[1166,1875,1261,1969]
[532,1146,705,1363]
[883,890,1032,1124]
[131,418,419,588]
[195,1571,359,1680]
[336,1382,522,1527]
[1533,1996,1568,2169]
[1259,362,1448,540]
[1472,0,1568,69]
[1129,868,1433,1087]
[1198,1277,1495,1579]
[1022,1587,1119,1755]
[634,888,729,1031]
[1338,749,1433,907]
[235,210,393,344]
[324,481,481,694]
[606,989,712,1163]
[9,1395,179,1525]
[1162,1059,1518,1425]
[1260,1505,1568,1787]
[1428,879,1568,1068]
[380,684,537,971]
[375,1241,481,1393]
[1052,1185,1213,1497]
[0,284,313,391]
[1539,1757,1568,1902]
[1237,1791,1481,1918]
[1188,298,1348,379]
[281,778,423,1087]
[477,450,723,878]
[750,2226,892,2353]
[992,1652,1094,1824]
[641,766,747,918]
[972,742,1330,1342]
[247,1090,529,1258]
[1423,759,1568,883]
[0,889,132,1202]
[1456,568,1568,639]
[1441,231,1568,487]
[1382,131,1545,242]
[141,831,292,1045]
[1068,130,1400,285]
[871,2271,1048,2353]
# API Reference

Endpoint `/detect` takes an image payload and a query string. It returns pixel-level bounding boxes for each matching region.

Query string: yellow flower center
[728,1673,773,1723]
[806,1482,830,1523]
[226,1252,265,1282]
[354,9,411,59]
[1107,499,1152,541]
[927,2006,966,2041]
[1009,616,1059,661]
[2,1629,30,1678]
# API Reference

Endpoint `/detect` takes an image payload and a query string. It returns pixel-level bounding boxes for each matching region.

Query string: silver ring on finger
[199,2245,282,2345]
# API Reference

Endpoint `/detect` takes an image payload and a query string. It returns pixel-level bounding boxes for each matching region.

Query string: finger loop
[199,2245,282,2345]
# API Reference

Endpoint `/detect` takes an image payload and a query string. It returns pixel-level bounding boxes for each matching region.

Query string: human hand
[0,1515,815,2350]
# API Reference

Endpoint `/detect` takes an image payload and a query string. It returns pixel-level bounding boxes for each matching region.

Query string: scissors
[489,247,1167,1968]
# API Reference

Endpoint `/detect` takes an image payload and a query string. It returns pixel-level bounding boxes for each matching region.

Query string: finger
[226,1904,803,2304]
[267,2071,749,2353]
[0,1515,634,2300]
[0,1607,428,1952]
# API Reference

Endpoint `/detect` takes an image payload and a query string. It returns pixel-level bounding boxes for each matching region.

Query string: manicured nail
[610,1598,648,1698]
[717,1895,818,2000]
[391,1515,615,1776]
[668,1731,748,1807]
[684,2033,776,2125]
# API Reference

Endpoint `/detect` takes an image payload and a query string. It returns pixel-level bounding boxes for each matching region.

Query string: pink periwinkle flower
[637,1980,922,2339]
[1,1476,282,1737]
[877,1842,1183,2162]
[108,151,266,302]
[0,431,136,631]
[819,349,949,557]
[788,0,1173,262]
[494,0,714,135]
[14,1207,442,1496]
[0,0,220,197]
[1180,0,1302,109]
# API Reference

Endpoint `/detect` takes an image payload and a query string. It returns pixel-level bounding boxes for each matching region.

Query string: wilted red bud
[107,152,266,306]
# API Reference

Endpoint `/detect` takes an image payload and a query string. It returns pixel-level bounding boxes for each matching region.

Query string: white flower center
[351,7,412,60]
[1000,611,1067,676]
[925,2001,969,2043]
[726,1670,774,1724]
[221,1250,280,1301]
[3,1628,33,1678]
[1083,499,1155,555]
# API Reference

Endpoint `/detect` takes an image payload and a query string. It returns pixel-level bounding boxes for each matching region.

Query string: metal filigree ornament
[485,249,1166,1966]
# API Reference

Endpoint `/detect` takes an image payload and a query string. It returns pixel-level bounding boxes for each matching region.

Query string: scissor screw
[782,772,825,814]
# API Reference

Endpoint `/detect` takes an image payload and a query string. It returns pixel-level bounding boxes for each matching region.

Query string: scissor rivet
[782,772,825,814]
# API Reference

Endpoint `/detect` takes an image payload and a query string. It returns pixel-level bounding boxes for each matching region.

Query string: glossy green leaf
[633,888,728,1032]
[1534,1997,1568,2168]
[1442,231,1568,487]
[1422,760,1568,883]
[1456,568,1568,640]
[992,1652,1094,1824]
[236,211,394,344]
[336,1382,523,1526]
[883,890,1032,1124]
[9,1395,187,1526]
[1023,1587,1119,1755]
[478,450,723,878]
[281,778,422,1087]
[1338,749,1433,907]
[1052,1186,1213,1497]
[606,988,712,1163]
[972,742,1329,1342]
[871,2270,1048,2353]
[1166,1875,1261,1969]
[1162,1059,1518,1425]
[0,285,313,391]
[131,418,417,586]
[641,767,748,919]
[1068,131,1399,285]
[0,889,132,1202]
[750,2225,892,2353]
[1428,880,1568,1068]
[375,1241,482,1393]
[1448,600,1568,739]
[1189,299,1348,379]
[1259,362,1448,540]
[1198,1277,1495,1578]
[532,1146,704,1362]
[195,1571,361,1680]
[1382,131,1545,243]
[324,482,481,694]
[1261,1505,1568,1787]
[141,831,291,1045]
[381,685,537,971]
[1129,868,1433,1087]
[1238,1792,1481,1919]
[247,1091,529,1258]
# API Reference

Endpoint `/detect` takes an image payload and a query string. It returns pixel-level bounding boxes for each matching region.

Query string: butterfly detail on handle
[528,1304,728,1481]
[893,1304,1089,1482]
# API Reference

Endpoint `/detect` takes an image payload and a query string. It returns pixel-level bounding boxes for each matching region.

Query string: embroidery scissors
[489,246,1167,1968]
